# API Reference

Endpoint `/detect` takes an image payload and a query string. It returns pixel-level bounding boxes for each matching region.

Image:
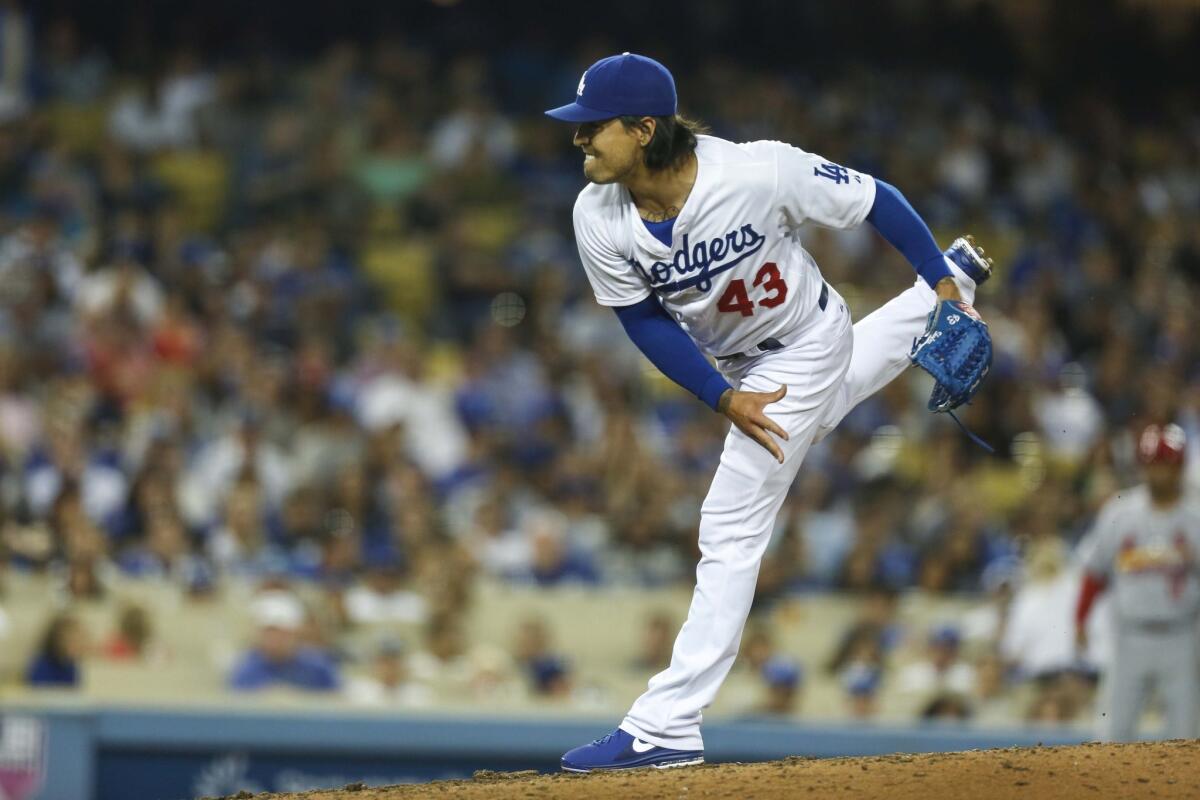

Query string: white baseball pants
[1099,625,1199,742]
[621,268,978,750]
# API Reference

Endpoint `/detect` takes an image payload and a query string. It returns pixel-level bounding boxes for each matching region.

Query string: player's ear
[638,117,656,146]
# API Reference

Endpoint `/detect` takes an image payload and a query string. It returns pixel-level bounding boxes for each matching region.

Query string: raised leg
[816,261,979,438]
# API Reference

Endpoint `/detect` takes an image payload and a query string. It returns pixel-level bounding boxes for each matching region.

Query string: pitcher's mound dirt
[237,740,1200,800]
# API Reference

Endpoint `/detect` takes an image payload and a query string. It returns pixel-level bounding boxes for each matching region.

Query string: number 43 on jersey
[716,262,788,316]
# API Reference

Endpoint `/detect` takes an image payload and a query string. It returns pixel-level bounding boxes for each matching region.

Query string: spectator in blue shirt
[26,613,86,688]
[514,511,598,587]
[228,591,340,692]
[756,657,804,717]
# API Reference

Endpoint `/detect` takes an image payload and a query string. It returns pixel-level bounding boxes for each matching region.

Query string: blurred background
[0,0,1197,797]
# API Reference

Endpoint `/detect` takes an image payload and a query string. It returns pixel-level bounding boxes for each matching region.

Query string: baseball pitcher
[1076,423,1200,741]
[547,53,993,771]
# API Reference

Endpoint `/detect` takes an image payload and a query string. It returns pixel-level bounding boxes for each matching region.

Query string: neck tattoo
[643,206,680,223]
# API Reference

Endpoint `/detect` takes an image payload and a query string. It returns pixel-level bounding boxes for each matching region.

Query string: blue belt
[716,282,829,363]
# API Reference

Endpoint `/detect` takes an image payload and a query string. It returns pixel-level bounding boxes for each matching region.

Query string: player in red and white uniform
[1077,423,1200,741]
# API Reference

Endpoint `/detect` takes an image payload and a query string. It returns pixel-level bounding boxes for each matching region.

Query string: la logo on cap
[579,53,631,97]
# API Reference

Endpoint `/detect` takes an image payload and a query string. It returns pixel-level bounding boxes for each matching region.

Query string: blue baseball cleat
[561,729,704,772]
[944,235,993,286]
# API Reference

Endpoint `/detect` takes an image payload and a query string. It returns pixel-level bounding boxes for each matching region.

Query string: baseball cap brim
[544,102,617,123]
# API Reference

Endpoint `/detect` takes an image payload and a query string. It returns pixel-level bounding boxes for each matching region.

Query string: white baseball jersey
[573,135,876,356]
[1081,486,1200,624]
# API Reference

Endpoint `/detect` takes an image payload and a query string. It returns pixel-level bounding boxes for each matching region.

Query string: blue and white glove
[910,299,992,413]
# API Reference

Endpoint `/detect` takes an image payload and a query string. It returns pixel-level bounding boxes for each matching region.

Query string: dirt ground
[228,740,1200,800]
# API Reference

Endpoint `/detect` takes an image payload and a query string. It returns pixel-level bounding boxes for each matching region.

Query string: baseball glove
[909,298,992,412]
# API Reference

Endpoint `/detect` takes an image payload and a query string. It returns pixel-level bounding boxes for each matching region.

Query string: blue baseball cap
[545,52,677,123]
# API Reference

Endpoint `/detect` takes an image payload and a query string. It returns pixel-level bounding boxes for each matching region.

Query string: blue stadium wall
[5,706,1087,800]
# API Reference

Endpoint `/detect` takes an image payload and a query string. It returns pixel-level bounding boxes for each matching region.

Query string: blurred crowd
[0,4,1197,727]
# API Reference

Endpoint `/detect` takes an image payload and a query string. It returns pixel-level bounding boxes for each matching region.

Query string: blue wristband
[917,254,953,288]
[699,373,732,411]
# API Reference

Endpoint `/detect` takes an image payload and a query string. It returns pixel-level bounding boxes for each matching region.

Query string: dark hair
[618,114,708,172]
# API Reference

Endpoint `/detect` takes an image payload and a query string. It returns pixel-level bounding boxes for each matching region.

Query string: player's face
[573,118,642,183]
[1145,460,1184,497]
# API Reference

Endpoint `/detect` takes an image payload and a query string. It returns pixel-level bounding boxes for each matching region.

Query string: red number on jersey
[716,279,754,317]
[754,262,788,308]
[715,263,789,315]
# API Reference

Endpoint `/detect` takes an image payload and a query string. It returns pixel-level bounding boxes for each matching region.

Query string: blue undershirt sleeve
[613,296,732,412]
[866,180,952,289]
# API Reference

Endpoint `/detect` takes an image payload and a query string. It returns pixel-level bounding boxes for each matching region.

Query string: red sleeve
[1076,572,1108,629]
